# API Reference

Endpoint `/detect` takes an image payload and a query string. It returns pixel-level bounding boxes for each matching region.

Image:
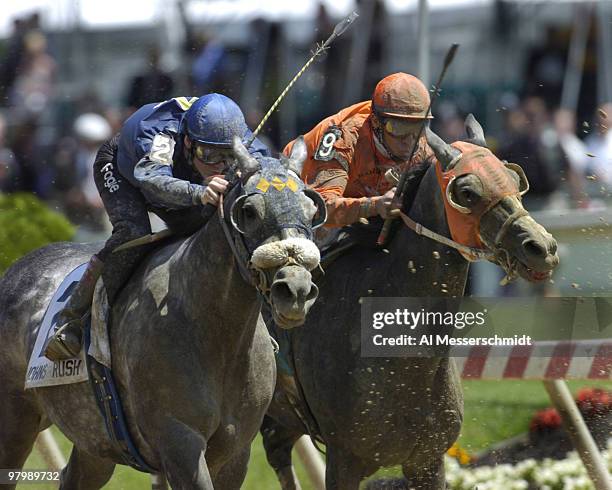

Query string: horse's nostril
[271,282,293,303]
[523,240,546,258]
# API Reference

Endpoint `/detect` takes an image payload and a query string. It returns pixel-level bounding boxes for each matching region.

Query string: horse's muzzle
[504,217,560,283]
[269,265,319,329]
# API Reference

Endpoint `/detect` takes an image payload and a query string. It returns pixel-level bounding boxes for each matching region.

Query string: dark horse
[0,137,325,489]
[262,117,560,489]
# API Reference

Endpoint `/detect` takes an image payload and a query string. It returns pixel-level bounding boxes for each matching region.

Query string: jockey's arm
[133,156,206,210]
[310,161,382,227]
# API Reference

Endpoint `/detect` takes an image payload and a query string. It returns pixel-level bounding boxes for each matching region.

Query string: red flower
[529,407,562,433]
[576,388,612,418]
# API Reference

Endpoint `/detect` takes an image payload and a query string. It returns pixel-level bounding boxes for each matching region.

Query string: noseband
[218,178,316,304]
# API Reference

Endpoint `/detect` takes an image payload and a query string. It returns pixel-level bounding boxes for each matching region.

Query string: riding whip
[246,11,359,147]
[376,43,459,246]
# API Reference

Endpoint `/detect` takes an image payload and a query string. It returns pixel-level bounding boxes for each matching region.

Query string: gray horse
[262,118,560,489]
[0,137,325,489]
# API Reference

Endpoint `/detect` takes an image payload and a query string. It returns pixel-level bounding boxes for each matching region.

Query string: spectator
[126,47,174,112]
[178,2,225,94]
[585,103,612,186]
[0,113,20,192]
[57,113,112,229]
[0,18,27,105]
[191,34,225,94]
[498,97,567,211]
[552,108,589,207]
[9,30,56,120]
[10,119,41,194]
[435,102,466,143]
[523,26,568,108]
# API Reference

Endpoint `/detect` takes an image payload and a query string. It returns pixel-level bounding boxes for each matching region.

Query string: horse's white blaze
[250,237,320,271]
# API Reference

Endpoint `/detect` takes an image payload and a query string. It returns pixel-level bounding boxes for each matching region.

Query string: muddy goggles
[192,143,235,166]
[381,118,422,138]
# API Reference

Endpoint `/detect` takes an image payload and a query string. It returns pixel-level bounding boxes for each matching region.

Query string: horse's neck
[399,165,448,238]
[385,164,467,296]
[177,211,261,332]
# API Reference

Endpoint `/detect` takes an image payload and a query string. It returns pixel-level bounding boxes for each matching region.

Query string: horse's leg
[402,456,446,490]
[210,446,250,490]
[325,447,367,490]
[261,415,303,490]
[158,420,213,490]
[59,446,115,490]
[0,391,42,490]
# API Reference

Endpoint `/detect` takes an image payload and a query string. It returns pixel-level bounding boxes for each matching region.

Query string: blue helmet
[183,93,249,148]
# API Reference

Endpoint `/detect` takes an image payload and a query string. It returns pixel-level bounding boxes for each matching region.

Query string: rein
[397,204,528,285]
[397,210,494,261]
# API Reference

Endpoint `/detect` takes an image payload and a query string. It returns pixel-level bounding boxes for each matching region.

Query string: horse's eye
[452,175,483,208]
[461,189,475,202]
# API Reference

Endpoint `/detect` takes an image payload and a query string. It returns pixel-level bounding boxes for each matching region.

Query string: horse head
[425,114,559,283]
[226,136,326,328]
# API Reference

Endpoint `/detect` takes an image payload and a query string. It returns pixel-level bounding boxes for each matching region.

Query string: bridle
[216,174,322,304]
[392,155,531,284]
[217,181,278,304]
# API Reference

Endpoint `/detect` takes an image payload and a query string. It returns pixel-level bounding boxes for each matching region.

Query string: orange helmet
[372,73,433,120]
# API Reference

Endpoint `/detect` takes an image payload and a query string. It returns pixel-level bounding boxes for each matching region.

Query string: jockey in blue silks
[45,94,270,361]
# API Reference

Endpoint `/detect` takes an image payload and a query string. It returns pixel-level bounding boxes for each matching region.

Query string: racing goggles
[382,118,422,138]
[192,143,235,165]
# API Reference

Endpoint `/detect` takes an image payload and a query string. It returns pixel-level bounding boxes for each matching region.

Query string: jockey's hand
[374,187,399,219]
[201,176,229,206]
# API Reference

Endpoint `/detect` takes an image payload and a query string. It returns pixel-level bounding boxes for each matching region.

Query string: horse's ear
[464,113,487,147]
[425,127,461,171]
[285,136,307,176]
[232,136,259,176]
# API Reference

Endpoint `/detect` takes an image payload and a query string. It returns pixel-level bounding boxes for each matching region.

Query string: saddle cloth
[24,263,111,389]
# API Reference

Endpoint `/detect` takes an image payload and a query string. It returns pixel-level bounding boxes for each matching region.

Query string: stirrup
[43,321,83,362]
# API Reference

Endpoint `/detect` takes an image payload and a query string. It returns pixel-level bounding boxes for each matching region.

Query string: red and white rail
[453,340,612,380]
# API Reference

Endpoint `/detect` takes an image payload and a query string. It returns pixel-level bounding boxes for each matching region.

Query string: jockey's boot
[44,256,104,362]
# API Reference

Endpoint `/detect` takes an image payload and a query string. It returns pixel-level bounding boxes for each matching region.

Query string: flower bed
[472,388,612,467]
[446,388,612,489]
[445,439,612,490]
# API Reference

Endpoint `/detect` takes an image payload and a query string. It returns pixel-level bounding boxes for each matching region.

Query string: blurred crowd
[0,5,611,235]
